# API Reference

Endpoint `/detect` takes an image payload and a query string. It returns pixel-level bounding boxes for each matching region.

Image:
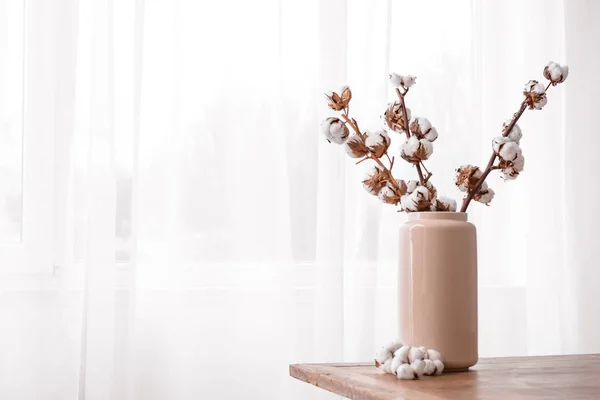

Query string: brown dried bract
[433,199,451,211]
[424,181,437,200]
[409,119,425,138]
[397,179,408,196]
[413,191,432,211]
[346,135,369,158]
[326,87,352,111]
[367,134,391,158]
[473,188,494,204]
[401,140,431,164]
[380,187,401,205]
[362,167,388,195]
[384,102,409,132]
[455,165,481,191]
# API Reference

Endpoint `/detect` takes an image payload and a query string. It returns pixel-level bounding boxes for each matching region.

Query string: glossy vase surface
[398,212,478,370]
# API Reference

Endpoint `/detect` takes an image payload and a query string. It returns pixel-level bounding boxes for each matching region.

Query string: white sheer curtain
[1,0,599,399]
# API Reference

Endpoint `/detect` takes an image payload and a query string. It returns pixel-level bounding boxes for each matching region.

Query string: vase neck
[407,212,468,222]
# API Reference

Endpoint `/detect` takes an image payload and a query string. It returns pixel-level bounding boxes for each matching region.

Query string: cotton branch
[395,88,430,186]
[339,112,401,193]
[459,82,553,212]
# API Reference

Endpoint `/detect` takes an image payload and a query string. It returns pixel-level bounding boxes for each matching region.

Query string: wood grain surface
[290,354,600,399]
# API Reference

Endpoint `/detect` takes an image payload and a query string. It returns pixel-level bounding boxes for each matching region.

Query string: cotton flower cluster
[401,136,433,163]
[320,117,349,144]
[523,80,547,110]
[399,180,456,212]
[389,73,417,89]
[321,62,569,214]
[399,117,438,163]
[321,76,457,213]
[455,165,495,205]
[365,130,391,158]
[410,118,439,142]
[374,339,445,380]
[383,102,411,132]
[493,122,525,180]
[344,135,369,158]
[362,165,406,205]
[543,61,569,86]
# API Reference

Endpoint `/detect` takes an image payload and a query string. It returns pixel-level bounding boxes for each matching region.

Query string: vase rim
[407,212,468,221]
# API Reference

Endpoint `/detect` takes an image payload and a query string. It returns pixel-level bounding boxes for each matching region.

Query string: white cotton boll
[409,117,437,142]
[387,339,403,354]
[424,127,438,142]
[375,346,393,365]
[427,349,443,362]
[411,360,426,378]
[389,73,417,89]
[421,139,433,159]
[390,355,403,375]
[492,136,512,154]
[365,130,388,148]
[476,188,495,205]
[365,130,391,157]
[415,117,432,134]
[394,346,411,364]
[560,65,569,82]
[320,117,349,144]
[418,346,429,359]
[406,180,419,194]
[524,80,546,94]
[380,358,394,374]
[545,61,562,81]
[404,187,432,212]
[412,186,430,201]
[498,141,521,162]
[329,121,349,143]
[423,359,436,376]
[402,136,420,157]
[389,73,402,87]
[513,153,525,172]
[533,82,546,94]
[502,154,526,180]
[433,360,445,375]
[407,346,426,363]
[396,364,416,380]
[544,61,569,84]
[502,120,522,144]
[400,195,415,212]
[534,95,548,110]
[401,75,417,88]
[433,196,457,212]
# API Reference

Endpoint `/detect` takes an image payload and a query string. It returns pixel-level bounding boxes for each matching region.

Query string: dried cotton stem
[395,88,427,186]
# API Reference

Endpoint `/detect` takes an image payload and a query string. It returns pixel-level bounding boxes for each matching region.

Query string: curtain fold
[0,0,598,399]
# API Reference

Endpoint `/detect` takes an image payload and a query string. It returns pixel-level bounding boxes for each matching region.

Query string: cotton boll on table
[375,342,446,379]
[396,364,416,380]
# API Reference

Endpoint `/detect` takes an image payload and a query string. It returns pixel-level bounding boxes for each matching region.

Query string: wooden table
[290,354,600,399]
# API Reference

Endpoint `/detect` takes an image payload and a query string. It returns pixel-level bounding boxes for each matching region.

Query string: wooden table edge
[289,354,600,400]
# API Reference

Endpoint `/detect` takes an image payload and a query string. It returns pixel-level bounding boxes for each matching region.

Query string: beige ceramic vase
[398,212,478,371]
